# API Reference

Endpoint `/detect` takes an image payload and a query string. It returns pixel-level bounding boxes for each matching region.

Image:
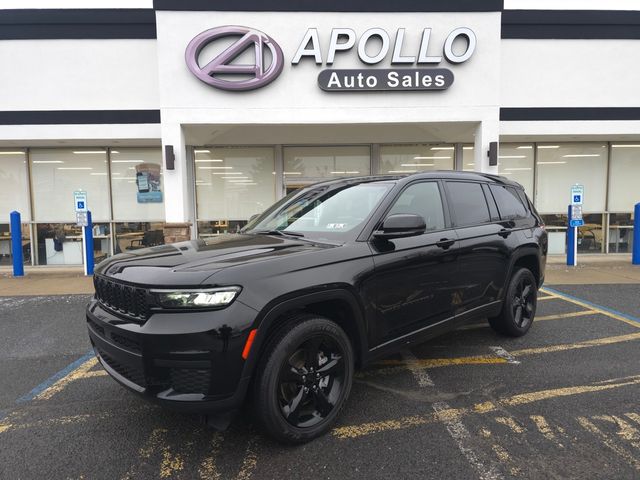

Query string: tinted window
[490,185,528,220]
[446,181,491,227]
[388,182,445,231]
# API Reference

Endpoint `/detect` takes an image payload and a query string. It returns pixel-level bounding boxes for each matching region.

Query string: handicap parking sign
[571,185,584,206]
[73,191,87,212]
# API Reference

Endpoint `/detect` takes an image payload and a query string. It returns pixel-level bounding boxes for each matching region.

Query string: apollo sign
[185,26,476,92]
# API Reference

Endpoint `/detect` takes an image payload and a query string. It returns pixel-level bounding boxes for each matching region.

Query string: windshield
[242,182,393,242]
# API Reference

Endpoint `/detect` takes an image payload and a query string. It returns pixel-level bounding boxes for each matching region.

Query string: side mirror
[373,213,426,240]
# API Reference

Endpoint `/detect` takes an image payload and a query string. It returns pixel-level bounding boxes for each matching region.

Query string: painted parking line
[334,374,640,439]
[366,331,640,378]
[541,287,640,329]
[14,350,94,405]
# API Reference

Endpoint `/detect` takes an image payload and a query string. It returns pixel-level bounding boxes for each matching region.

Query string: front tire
[252,315,354,444]
[489,267,538,337]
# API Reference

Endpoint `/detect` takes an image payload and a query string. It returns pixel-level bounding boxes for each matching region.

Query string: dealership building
[0,1,639,266]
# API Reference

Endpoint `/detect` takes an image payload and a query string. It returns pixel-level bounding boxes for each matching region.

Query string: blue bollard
[9,211,24,276]
[83,210,94,276]
[633,203,640,265]
[567,205,577,266]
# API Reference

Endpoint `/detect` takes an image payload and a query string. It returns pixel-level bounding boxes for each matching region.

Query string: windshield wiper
[250,229,305,238]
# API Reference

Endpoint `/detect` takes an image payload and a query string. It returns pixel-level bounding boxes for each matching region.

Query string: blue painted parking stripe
[543,286,640,325]
[15,350,95,405]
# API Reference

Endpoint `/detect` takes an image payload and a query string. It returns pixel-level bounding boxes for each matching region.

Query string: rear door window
[445,181,491,227]
[489,185,528,220]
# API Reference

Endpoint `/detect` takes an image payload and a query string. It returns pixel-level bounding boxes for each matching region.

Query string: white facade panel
[0,39,160,111]
[501,39,640,107]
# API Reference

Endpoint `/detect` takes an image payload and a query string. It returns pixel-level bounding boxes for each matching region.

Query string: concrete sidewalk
[0,255,638,296]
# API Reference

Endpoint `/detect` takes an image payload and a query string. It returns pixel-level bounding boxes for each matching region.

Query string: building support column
[161,122,191,243]
[474,119,499,175]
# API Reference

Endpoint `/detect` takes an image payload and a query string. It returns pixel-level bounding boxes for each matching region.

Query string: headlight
[151,286,241,309]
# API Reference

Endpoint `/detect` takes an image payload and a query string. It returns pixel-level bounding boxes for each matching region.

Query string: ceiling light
[413,156,450,160]
[537,161,566,165]
[401,163,435,167]
[90,172,107,175]
[0,151,24,155]
[430,147,455,151]
[33,160,64,164]
[199,166,232,170]
[57,167,93,170]
[466,163,475,166]
[283,172,302,175]
[72,150,105,154]
[562,154,600,158]
[538,145,559,149]
[110,150,119,154]
[195,159,223,163]
[194,149,211,154]
[221,176,249,179]
[516,146,533,149]
[211,172,243,175]
[111,160,141,163]
[611,144,640,148]
[330,171,361,174]
[503,167,532,171]
[388,170,417,173]
[463,146,474,150]
[499,155,526,159]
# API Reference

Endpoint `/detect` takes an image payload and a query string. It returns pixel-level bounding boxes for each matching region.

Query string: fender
[239,285,369,381]
[503,244,542,298]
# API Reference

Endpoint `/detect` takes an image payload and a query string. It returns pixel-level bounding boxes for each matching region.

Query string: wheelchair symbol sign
[74,191,87,212]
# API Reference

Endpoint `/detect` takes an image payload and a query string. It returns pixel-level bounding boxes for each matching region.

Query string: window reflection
[0,223,30,266]
[114,222,165,254]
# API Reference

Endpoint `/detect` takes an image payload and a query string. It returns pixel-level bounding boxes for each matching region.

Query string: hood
[95,233,334,287]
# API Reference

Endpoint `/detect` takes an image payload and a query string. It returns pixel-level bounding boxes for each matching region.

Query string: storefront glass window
[498,144,534,197]
[609,143,640,213]
[0,149,30,221]
[380,144,454,174]
[114,222,165,255]
[110,148,164,221]
[195,147,276,236]
[541,213,604,254]
[535,143,607,214]
[35,223,85,265]
[462,145,474,171]
[283,146,370,180]
[0,223,30,266]
[608,213,634,254]
[30,148,110,222]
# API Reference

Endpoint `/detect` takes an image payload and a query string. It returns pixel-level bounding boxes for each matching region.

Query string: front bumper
[86,298,257,413]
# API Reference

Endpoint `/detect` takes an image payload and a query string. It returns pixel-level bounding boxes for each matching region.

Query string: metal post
[567,205,577,267]
[84,210,94,276]
[9,211,24,277]
[633,202,640,265]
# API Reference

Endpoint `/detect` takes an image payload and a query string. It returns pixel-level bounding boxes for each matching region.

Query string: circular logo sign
[185,26,284,91]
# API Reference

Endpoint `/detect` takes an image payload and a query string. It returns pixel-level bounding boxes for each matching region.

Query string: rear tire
[489,268,537,337]
[252,315,354,444]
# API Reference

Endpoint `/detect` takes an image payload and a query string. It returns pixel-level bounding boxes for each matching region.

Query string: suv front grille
[94,275,149,321]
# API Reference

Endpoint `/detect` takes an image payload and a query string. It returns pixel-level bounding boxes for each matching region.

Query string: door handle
[498,229,512,238]
[436,238,455,249]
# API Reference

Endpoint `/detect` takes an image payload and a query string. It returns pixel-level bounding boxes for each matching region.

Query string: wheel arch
[241,286,369,380]
[507,245,542,290]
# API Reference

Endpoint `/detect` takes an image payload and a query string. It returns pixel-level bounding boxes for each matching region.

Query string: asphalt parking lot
[2,284,640,479]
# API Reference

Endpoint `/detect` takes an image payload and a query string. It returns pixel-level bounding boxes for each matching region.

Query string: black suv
[86,172,547,443]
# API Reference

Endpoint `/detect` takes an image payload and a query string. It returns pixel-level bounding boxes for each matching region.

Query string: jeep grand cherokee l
[86,171,547,443]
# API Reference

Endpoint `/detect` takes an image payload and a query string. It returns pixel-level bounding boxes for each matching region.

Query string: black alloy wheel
[489,267,537,337]
[277,335,345,428]
[512,274,535,329]
[252,315,354,444]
